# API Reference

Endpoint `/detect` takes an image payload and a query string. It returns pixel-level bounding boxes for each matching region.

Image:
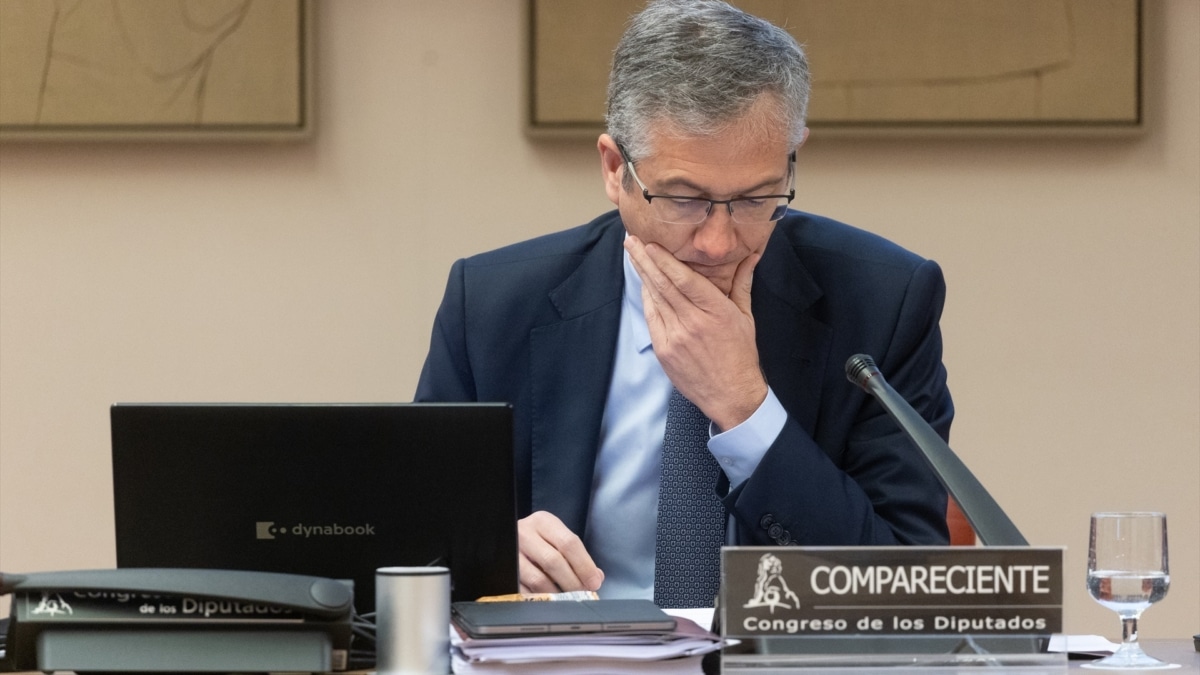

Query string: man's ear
[597,134,625,206]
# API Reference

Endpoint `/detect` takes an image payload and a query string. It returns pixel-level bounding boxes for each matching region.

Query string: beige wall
[1,1,1196,638]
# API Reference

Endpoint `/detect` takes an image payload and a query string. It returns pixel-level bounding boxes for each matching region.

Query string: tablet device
[451,599,676,637]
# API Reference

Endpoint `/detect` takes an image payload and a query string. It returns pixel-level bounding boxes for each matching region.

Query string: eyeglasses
[618,143,795,226]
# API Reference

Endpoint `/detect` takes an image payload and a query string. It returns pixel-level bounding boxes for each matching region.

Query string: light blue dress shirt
[582,244,788,599]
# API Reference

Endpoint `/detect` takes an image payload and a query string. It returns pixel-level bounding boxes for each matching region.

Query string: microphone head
[845,354,881,390]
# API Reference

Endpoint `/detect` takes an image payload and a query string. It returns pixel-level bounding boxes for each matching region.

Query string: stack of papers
[450,609,723,674]
[1047,634,1120,658]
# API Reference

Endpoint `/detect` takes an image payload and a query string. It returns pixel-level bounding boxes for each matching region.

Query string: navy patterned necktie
[653,389,726,609]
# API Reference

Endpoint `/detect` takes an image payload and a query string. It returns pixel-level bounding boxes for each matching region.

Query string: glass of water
[1083,511,1178,670]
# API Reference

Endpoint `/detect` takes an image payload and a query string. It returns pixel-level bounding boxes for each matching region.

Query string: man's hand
[625,235,768,430]
[517,511,605,594]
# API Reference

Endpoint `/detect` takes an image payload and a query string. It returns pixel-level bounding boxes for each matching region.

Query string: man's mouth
[687,261,733,274]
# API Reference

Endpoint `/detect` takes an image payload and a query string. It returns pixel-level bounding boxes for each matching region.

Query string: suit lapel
[753,230,831,436]
[528,223,624,534]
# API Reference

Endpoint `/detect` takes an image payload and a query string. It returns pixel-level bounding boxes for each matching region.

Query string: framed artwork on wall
[0,0,312,141]
[529,0,1143,138]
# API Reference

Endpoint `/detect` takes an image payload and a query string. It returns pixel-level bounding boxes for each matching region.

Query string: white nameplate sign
[721,546,1063,639]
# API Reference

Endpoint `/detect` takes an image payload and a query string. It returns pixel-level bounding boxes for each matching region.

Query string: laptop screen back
[111,403,518,614]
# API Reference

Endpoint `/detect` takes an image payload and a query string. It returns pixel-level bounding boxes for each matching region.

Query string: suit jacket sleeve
[725,258,952,547]
[415,258,476,402]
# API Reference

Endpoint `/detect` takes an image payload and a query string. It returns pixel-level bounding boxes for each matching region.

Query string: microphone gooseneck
[844,354,1028,546]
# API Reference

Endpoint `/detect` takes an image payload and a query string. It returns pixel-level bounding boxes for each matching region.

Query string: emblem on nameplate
[742,553,800,614]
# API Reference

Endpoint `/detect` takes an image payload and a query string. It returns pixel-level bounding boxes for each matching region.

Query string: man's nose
[691,206,738,260]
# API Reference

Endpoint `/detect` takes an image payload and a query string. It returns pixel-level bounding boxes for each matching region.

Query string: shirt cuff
[708,387,787,489]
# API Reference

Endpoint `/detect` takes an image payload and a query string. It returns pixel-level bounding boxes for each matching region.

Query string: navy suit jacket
[415,210,951,546]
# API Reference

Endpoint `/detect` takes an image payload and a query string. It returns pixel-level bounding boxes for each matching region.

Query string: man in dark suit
[416,0,951,606]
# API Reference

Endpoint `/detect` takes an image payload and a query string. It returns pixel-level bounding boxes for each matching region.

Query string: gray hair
[606,0,810,165]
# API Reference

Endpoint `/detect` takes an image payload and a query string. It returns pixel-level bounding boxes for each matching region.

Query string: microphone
[845,354,1028,546]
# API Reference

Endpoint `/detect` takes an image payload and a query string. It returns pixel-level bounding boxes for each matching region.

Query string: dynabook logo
[743,553,801,614]
[255,521,376,540]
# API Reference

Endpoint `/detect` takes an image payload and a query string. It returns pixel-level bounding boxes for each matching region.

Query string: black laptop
[110,403,518,615]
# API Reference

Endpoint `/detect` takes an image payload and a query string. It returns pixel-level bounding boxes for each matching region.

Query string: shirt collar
[622,241,655,354]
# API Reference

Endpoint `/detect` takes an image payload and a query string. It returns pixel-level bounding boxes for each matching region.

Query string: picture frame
[0,0,313,142]
[528,0,1143,138]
